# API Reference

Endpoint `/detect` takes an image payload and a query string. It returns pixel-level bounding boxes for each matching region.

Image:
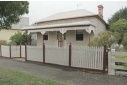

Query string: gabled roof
[35,9,97,23]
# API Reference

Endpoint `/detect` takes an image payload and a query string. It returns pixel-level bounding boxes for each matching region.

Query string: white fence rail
[21,46,25,58]
[45,46,69,66]
[1,45,10,57]
[1,45,25,58]
[72,46,104,70]
[11,46,20,57]
[108,52,127,75]
[27,46,43,62]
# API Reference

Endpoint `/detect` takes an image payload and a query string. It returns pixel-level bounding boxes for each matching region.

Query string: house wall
[0,29,18,42]
[66,30,93,46]
[37,32,43,46]
[37,30,94,46]
[37,31,58,46]
[44,31,58,46]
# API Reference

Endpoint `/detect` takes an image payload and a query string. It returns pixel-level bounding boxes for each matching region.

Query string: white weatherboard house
[22,5,107,47]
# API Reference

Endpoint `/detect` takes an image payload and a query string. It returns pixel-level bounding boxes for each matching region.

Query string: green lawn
[0,67,66,85]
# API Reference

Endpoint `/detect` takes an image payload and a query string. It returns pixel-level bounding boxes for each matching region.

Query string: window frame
[43,33,48,40]
[76,30,84,41]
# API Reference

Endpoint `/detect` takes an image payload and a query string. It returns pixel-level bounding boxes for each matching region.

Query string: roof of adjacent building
[35,9,97,23]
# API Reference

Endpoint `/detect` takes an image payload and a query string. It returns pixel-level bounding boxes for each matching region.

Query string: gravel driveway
[0,57,127,85]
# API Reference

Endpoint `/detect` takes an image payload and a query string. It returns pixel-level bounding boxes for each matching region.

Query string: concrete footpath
[0,57,127,85]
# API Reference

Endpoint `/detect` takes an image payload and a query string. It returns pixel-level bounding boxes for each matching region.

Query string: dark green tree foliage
[10,32,22,45]
[122,33,127,50]
[89,31,120,47]
[10,31,31,45]
[0,1,29,29]
[108,7,127,24]
[110,19,127,44]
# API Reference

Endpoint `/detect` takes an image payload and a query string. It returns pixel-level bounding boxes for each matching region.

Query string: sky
[24,1,127,25]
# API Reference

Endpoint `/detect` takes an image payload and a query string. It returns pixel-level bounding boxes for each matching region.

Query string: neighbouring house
[22,5,107,47]
[0,17,29,43]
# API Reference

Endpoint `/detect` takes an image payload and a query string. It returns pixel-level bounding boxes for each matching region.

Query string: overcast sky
[24,1,127,25]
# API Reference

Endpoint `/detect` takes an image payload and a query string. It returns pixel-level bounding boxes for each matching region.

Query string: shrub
[89,31,120,47]
[0,40,7,45]
[10,31,22,45]
[10,31,31,45]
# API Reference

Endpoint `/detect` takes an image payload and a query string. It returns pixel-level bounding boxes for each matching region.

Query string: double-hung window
[76,30,83,41]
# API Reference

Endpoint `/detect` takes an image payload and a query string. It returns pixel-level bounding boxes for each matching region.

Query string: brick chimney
[97,5,103,19]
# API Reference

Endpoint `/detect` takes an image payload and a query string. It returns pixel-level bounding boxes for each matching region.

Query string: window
[43,35,48,40]
[76,31,83,41]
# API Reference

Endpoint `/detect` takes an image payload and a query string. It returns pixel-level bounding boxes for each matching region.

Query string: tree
[10,31,31,45]
[110,19,127,44]
[122,33,127,50]
[89,31,120,47]
[10,31,22,45]
[0,1,29,29]
[108,7,127,24]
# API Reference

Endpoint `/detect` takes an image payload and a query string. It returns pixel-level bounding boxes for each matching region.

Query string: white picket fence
[11,46,20,57]
[45,46,69,66]
[1,45,10,57]
[1,45,25,58]
[0,45,105,71]
[108,52,127,75]
[72,46,104,70]
[27,46,43,62]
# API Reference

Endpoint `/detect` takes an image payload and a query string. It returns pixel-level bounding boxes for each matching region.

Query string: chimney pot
[97,5,104,19]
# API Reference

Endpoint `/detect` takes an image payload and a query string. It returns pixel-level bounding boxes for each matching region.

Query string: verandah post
[10,45,11,58]
[25,43,27,61]
[43,43,45,63]
[103,44,107,73]
[69,43,72,67]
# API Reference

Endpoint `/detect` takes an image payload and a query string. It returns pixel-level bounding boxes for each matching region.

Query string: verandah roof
[21,21,96,34]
